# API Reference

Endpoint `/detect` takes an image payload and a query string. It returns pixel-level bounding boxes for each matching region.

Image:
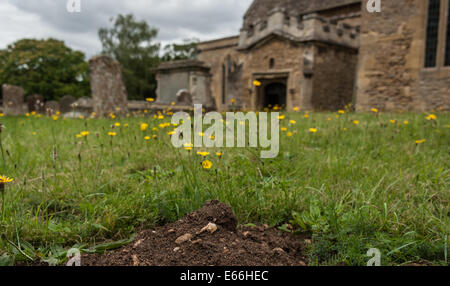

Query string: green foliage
[161,39,199,62]
[98,14,160,100]
[0,38,90,101]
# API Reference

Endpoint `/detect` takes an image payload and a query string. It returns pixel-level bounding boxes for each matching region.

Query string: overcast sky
[0,0,252,58]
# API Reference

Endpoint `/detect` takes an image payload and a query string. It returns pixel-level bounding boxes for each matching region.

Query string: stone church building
[156,0,450,112]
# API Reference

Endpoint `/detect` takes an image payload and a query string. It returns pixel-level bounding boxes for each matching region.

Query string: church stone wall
[356,0,450,111]
[312,44,358,110]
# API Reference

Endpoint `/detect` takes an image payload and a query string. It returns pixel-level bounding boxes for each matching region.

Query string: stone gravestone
[2,84,25,115]
[89,55,128,117]
[27,94,45,113]
[44,101,60,115]
[59,95,76,113]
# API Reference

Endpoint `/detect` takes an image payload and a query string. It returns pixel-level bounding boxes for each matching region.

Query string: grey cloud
[4,0,252,57]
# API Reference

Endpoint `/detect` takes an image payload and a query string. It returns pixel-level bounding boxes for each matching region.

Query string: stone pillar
[89,55,128,117]
[2,84,25,115]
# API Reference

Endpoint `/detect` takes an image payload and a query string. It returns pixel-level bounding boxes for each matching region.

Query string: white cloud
[0,0,252,58]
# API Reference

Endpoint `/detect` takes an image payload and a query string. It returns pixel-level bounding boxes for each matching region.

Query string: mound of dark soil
[82,200,308,266]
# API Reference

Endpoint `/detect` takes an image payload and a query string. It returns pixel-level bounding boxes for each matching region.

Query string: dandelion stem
[0,134,7,172]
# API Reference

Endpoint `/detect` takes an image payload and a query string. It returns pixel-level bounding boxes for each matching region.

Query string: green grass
[0,110,448,266]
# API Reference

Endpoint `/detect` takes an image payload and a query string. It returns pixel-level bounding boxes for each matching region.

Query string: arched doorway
[264,82,286,108]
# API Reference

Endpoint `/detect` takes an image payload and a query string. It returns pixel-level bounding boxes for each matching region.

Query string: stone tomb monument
[89,55,128,117]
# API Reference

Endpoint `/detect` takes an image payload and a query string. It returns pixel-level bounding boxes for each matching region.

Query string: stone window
[269,58,275,69]
[445,0,450,66]
[227,56,233,74]
[425,0,440,67]
[222,64,226,105]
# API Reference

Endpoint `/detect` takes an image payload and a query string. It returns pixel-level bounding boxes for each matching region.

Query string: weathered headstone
[27,94,45,113]
[70,96,93,115]
[44,101,60,115]
[59,95,76,113]
[2,84,25,115]
[89,55,128,117]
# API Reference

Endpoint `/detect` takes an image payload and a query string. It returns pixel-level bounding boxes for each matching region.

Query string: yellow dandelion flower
[0,176,13,184]
[114,122,121,127]
[404,121,409,125]
[140,123,149,131]
[31,111,36,116]
[281,127,287,132]
[80,131,90,137]
[290,120,296,125]
[231,99,236,104]
[0,113,4,117]
[371,108,379,113]
[202,160,213,169]
[390,120,396,124]
[338,110,345,115]
[76,134,82,138]
[26,113,30,117]
[353,120,360,125]
[197,151,210,157]
[253,80,261,87]
[32,132,37,136]
[146,98,155,102]
[144,136,151,141]
[415,139,426,145]
[124,123,129,127]
[309,128,318,133]
[278,115,285,120]
[287,132,293,137]
[426,114,437,121]
[108,132,117,137]
[304,114,310,119]
[216,152,223,158]
[293,107,299,112]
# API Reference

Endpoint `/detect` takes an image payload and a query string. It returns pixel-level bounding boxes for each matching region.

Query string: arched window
[269,58,275,69]
[227,56,232,74]
[425,0,440,67]
[221,64,226,105]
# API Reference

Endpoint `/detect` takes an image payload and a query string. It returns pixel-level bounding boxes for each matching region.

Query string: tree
[0,38,90,101]
[161,38,199,62]
[98,14,160,100]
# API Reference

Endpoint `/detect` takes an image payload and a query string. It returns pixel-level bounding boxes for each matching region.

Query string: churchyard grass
[0,110,448,266]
